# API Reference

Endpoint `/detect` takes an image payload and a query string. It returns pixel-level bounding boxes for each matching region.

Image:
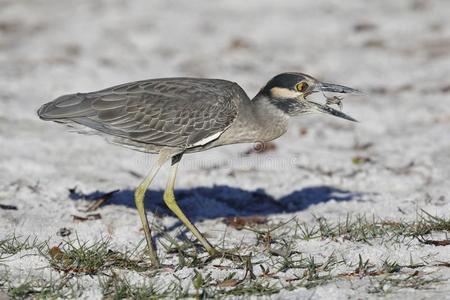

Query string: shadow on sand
[69,185,360,222]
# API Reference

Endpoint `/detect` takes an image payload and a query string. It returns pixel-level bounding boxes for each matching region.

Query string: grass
[252,210,450,246]
[6,277,81,299]
[100,274,191,299]
[0,268,82,299]
[104,251,444,298]
[42,236,152,275]
[368,273,443,294]
[0,234,44,259]
[1,211,449,298]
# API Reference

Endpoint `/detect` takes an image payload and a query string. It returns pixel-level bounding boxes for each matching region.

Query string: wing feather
[37,78,243,148]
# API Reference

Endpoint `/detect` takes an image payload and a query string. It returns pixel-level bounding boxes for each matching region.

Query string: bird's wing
[38,78,242,148]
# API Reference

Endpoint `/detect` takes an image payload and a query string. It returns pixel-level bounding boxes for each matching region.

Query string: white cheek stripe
[270,87,300,98]
[192,131,223,146]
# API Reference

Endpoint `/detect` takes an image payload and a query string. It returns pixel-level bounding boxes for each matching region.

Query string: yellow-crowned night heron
[37,72,359,267]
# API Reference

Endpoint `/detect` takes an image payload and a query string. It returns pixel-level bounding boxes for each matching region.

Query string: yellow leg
[135,153,170,267]
[163,160,218,255]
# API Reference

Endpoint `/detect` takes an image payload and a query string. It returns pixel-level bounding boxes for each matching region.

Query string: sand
[1,0,450,298]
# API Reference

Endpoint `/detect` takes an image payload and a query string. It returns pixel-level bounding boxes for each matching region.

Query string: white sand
[1,0,450,298]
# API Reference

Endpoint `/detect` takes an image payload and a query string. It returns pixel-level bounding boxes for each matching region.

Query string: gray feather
[37,78,242,148]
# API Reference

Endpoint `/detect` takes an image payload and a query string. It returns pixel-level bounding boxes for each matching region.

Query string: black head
[257,72,360,121]
[259,72,315,97]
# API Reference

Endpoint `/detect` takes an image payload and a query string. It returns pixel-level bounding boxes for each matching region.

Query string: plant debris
[353,22,377,32]
[57,228,72,237]
[68,188,119,211]
[418,238,450,246]
[352,156,372,165]
[85,190,119,212]
[216,279,240,288]
[353,141,374,151]
[47,239,149,275]
[49,246,64,260]
[72,214,102,222]
[0,204,18,210]
[224,216,268,230]
[299,127,308,136]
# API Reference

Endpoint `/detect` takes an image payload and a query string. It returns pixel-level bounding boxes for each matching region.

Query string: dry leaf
[49,246,64,260]
[299,127,308,136]
[352,156,372,165]
[72,213,102,222]
[57,227,72,237]
[217,279,240,288]
[228,38,251,50]
[0,204,17,210]
[353,22,377,32]
[85,190,119,212]
[420,239,450,246]
[224,216,267,230]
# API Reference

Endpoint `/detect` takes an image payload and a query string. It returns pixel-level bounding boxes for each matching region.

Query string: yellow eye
[295,82,309,93]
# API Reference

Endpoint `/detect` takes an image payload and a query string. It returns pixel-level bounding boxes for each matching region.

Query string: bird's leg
[163,159,218,256]
[135,153,169,267]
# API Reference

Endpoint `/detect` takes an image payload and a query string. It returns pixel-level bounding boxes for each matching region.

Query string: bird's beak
[307,101,358,122]
[305,81,360,122]
[314,82,363,95]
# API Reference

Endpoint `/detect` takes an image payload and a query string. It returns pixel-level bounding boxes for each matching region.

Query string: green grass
[7,278,81,299]
[1,211,449,298]
[100,273,191,299]
[1,271,82,300]
[247,210,450,246]
[0,235,44,259]
[368,273,443,294]
[43,236,152,275]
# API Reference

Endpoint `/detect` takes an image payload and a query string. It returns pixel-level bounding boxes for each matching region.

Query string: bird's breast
[211,100,289,146]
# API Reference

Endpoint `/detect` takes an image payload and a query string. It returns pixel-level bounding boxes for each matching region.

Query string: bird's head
[258,72,360,121]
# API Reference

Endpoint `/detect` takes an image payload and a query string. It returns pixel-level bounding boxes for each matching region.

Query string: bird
[37,72,360,267]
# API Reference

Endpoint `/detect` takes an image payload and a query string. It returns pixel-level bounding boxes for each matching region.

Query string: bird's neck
[245,93,290,142]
